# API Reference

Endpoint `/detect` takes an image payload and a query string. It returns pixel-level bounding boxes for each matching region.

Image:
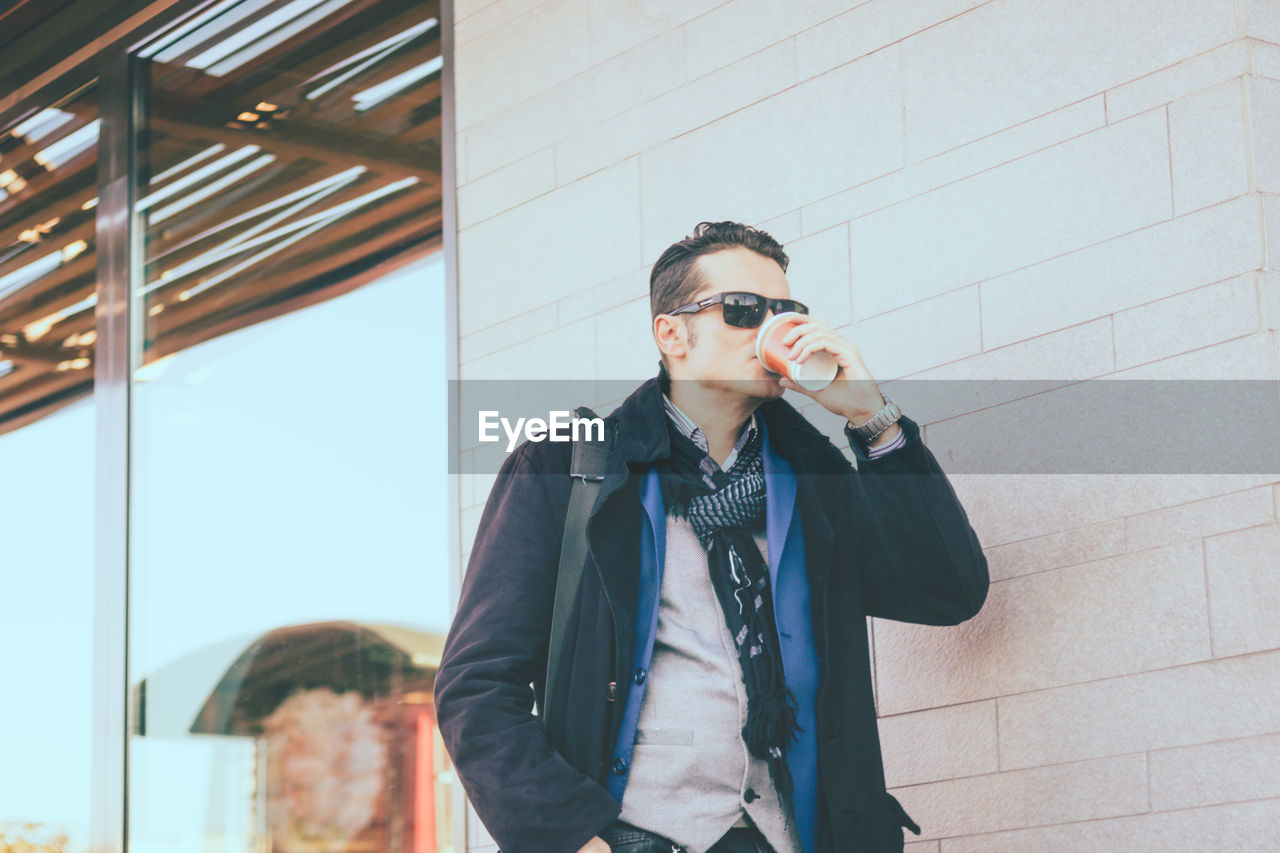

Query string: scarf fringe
[743,686,801,758]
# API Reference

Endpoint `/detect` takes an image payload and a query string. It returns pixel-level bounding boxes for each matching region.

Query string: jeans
[598,819,775,853]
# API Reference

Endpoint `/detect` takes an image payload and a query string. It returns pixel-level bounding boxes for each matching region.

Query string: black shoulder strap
[543,406,615,725]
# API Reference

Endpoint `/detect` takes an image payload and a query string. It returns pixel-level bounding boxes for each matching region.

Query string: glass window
[128,2,452,852]
[0,80,99,853]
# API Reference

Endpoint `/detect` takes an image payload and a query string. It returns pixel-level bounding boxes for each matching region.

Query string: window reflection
[0,81,99,435]
[129,1,450,852]
[0,81,99,853]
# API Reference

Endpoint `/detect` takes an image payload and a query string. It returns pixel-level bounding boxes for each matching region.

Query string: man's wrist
[842,395,886,426]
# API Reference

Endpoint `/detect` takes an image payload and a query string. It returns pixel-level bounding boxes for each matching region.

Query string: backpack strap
[543,406,616,725]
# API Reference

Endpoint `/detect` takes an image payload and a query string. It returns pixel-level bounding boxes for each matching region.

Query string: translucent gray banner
[449,379,1280,475]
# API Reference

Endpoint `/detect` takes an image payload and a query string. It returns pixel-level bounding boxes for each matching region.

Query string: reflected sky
[0,251,451,844]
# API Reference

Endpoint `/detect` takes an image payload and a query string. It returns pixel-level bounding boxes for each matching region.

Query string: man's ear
[653,313,688,362]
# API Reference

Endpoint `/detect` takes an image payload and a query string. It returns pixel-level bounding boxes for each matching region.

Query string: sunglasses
[666,291,810,329]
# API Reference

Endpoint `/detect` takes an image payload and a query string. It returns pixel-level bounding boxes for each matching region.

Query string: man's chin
[731,375,786,399]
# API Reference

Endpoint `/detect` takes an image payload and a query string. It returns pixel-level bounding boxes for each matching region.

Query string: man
[434,221,990,853]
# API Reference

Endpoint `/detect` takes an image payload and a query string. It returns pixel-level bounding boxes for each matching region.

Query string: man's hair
[649,221,790,368]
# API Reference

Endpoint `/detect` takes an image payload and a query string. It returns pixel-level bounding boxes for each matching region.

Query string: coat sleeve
[842,413,990,625]
[432,442,622,853]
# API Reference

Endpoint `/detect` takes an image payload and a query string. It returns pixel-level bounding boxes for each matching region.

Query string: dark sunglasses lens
[722,293,766,327]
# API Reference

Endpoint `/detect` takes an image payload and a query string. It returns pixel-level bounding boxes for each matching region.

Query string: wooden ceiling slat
[150,187,434,323]
[0,153,96,225]
[0,365,91,417]
[0,379,92,438]
[144,168,406,276]
[150,98,438,182]
[227,0,440,110]
[301,30,440,117]
[149,222,441,365]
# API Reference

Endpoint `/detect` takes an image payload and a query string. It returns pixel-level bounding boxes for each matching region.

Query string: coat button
[612,757,628,775]
[743,787,758,803]
[634,667,646,684]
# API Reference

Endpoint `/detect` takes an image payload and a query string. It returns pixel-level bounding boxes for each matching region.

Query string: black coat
[434,373,990,853]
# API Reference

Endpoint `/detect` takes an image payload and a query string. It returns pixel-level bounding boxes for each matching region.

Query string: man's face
[661,246,792,401]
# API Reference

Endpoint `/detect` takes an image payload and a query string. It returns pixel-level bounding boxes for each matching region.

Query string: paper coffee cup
[755,312,838,391]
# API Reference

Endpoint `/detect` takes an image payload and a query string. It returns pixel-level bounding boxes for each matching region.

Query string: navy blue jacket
[434,372,990,853]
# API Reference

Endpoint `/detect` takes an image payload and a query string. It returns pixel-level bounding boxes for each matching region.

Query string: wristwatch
[848,395,902,445]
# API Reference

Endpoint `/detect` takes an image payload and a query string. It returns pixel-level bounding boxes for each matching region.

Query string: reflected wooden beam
[151,93,439,184]
[0,381,91,437]
[0,364,91,430]
[145,186,435,328]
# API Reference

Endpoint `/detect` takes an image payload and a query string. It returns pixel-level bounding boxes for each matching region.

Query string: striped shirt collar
[662,392,759,472]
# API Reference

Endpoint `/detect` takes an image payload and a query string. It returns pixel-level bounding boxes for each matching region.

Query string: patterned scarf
[655,412,801,804]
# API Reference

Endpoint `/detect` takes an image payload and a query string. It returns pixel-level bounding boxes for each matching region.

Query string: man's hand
[773,317,886,423]
[576,836,611,853]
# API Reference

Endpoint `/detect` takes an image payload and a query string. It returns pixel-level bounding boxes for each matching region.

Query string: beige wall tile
[1252,76,1280,194]
[639,46,902,261]
[455,0,543,43]
[1267,194,1280,271]
[458,159,641,335]
[997,649,1280,769]
[467,27,685,179]
[875,540,1210,715]
[460,316,595,380]
[777,223,851,327]
[555,266,649,327]
[878,700,999,787]
[1244,0,1280,43]
[1255,38,1280,81]
[681,0,853,80]
[984,520,1126,583]
[941,798,1280,852]
[796,0,984,83]
[1169,80,1249,214]
[454,0,590,129]
[457,148,557,229]
[802,96,1105,237]
[980,195,1260,350]
[900,0,1236,161]
[963,474,1280,551]
[1265,271,1280,330]
[850,109,1171,321]
[553,38,795,186]
[587,0,724,65]
[459,302,559,363]
[906,317,1114,381]
[1205,523,1280,656]
[1149,730,1280,810]
[1108,331,1276,378]
[850,286,982,379]
[1112,274,1258,369]
[1104,40,1248,123]
[755,209,802,245]
[1125,486,1275,551]
[593,296,655,379]
[893,753,1148,840]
